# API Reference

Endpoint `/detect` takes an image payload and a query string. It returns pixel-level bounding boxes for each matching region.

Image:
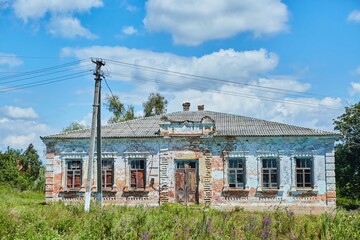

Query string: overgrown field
[0,186,359,240]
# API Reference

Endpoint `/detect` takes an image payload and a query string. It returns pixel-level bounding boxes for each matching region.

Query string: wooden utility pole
[84,59,105,212]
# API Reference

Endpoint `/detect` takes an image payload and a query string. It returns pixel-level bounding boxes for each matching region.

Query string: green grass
[0,185,359,240]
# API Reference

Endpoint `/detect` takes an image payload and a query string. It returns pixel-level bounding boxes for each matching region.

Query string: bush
[337,197,360,210]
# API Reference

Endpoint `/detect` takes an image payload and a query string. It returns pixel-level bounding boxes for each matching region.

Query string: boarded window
[228,158,245,189]
[66,160,82,189]
[102,159,114,189]
[130,159,145,189]
[296,158,312,188]
[262,158,278,189]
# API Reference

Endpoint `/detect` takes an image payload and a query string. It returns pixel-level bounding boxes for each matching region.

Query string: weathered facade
[41,103,338,212]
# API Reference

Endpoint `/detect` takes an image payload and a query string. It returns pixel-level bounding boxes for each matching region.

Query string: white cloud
[47,16,97,39]
[61,46,278,86]
[348,10,360,23]
[1,106,38,119]
[144,0,289,45]
[349,82,360,96]
[62,45,341,131]
[12,0,103,21]
[121,1,138,12]
[122,26,137,35]
[0,53,23,67]
[4,133,37,150]
[165,84,341,131]
[0,109,51,155]
[11,0,102,39]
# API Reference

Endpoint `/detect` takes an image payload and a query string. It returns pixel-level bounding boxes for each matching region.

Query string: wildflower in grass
[206,218,212,234]
[142,231,148,240]
[261,216,272,239]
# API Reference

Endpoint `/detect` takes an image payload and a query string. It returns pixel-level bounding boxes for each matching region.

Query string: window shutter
[137,170,145,188]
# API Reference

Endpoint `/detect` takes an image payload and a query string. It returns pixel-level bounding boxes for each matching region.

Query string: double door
[175,161,199,204]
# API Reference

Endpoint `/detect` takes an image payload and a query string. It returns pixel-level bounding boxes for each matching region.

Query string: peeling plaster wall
[43,135,336,211]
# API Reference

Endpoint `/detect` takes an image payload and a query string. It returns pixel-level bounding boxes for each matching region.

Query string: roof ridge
[41,110,339,139]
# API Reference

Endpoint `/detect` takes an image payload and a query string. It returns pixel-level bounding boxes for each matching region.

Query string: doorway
[175,160,199,204]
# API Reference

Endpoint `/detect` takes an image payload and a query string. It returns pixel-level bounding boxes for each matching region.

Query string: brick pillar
[203,153,212,205]
[326,151,336,206]
[45,153,55,203]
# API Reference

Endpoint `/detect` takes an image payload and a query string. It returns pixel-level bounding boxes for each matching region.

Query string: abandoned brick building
[41,102,337,211]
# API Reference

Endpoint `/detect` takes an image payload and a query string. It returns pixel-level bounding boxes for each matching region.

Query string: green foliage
[62,122,86,133]
[143,92,168,117]
[337,197,360,210]
[0,144,43,192]
[334,102,360,142]
[1,189,360,240]
[105,95,137,124]
[334,102,360,203]
[335,144,360,200]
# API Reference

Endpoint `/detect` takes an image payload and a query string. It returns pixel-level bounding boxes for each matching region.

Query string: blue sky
[0,0,360,157]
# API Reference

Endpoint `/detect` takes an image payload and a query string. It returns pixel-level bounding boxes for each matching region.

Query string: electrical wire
[0,71,90,93]
[0,63,93,85]
[104,58,327,98]
[0,59,89,81]
[103,77,151,146]
[108,72,342,111]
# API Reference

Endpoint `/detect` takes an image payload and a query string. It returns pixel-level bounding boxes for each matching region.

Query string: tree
[334,102,360,200]
[143,92,168,117]
[0,144,43,191]
[105,95,136,124]
[23,144,42,181]
[62,122,86,133]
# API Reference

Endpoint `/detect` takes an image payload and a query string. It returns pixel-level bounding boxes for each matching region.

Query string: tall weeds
[0,187,359,239]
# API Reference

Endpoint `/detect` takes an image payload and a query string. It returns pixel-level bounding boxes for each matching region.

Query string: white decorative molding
[124,151,150,159]
[60,151,87,159]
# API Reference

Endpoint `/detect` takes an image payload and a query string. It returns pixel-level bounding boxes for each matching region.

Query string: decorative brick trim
[159,150,169,203]
[203,155,212,204]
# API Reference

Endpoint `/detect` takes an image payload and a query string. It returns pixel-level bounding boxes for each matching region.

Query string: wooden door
[175,162,198,204]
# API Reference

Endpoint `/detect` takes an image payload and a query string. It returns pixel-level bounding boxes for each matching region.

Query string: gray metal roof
[41,110,338,139]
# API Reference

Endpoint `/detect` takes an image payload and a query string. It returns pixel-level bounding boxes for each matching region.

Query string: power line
[0,55,61,59]
[0,71,90,93]
[104,59,327,98]
[109,72,342,111]
[103,77,152,146]
[0,59,89,81]
[0,64,92,85]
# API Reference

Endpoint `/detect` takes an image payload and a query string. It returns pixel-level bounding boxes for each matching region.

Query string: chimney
[182,102,190,111]
[198,105,204,111]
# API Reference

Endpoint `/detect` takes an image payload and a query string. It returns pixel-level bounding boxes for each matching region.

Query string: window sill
[63,189,81,192]
[223,188,247,192]
[123,188,149,193]
[257,189,279,192]
[294,188,314,191]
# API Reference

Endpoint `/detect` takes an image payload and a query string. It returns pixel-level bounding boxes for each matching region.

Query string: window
[130,159,146,189]
[262,158,278,189]
[228,159,245,189]
[296,158,312,188]
[66,160,82,189]
[102,159,114,189]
